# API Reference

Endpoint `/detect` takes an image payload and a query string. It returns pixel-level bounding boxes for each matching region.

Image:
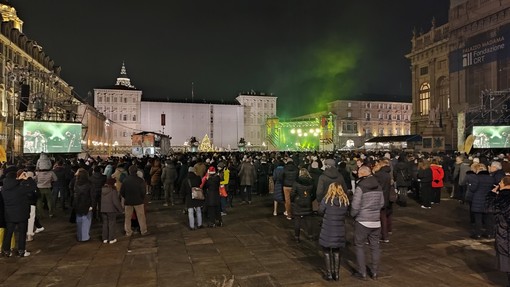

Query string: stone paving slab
[0,193,508,286]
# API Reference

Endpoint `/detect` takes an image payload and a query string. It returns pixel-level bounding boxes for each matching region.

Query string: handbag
[189,179,205,200]
[219,185,228,197]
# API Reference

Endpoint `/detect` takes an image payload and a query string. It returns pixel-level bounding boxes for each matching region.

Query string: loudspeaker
[18,84,30,112]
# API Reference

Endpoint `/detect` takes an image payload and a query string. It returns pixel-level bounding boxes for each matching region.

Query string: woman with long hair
[73,168,94,242]
[318,182,350,281]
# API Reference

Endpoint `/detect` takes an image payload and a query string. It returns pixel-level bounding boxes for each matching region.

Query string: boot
[333,251,340,281]
[322,251,333,281]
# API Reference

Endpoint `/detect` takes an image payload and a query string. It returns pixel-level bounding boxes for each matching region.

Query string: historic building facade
[0,2,86,160]
[408,0,510,151]
[236,92,277,147]
[327,98,412,149]
[93,63,142,148]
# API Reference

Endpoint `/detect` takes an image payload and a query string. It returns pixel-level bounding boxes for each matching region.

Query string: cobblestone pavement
[0,191,507,287]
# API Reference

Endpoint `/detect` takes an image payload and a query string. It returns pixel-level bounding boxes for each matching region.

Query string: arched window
[437,77,450,112]
[419,83,430,115]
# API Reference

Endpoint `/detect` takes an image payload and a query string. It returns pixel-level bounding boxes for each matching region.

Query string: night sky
[10,0,449,118]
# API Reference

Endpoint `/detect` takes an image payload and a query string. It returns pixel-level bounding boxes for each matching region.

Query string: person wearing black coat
[72,169,94,242]
[180,167,204,230]
[203,166,222,227]
[1,168,36,257]
[491,175,510,287]
[318,182,350,281]
[417,160,433,209]
[120,165,148,236]
[282,158,299,219]
[393,155,412,207]
[466,164,494,239]
[90,166,107,221]
[290,168,314,243]
[373,159,393,243]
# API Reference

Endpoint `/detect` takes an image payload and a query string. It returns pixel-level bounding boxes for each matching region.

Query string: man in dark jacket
[181,167,204,230]
[90,166,107,221]
[393,155,412,207]
[351,166,385,280]
[120,165,148,236]
[2,168,36,257]
[316,159,348,203]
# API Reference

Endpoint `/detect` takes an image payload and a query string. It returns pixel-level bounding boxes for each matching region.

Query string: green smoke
[271,38,363,119]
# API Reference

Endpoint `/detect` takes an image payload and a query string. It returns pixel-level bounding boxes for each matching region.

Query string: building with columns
[407,0,510,152]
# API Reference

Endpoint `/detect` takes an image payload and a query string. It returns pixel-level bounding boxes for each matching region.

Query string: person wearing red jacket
[430,158,445,204]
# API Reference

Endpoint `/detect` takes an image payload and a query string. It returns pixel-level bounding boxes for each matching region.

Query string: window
[98,96,102,103]
[124,98,127,103]
[378,113,383,119]
[347,111,352,118]
[132,115,136,121]
[366,103,371,108]
[397,115,401,121]
[106,97,110,103]
[113,97,117,103]
[420,66,429,75]
[419,83,431,115]
[123,115,127,121]
[379,128,384,136]
[348,102,352,108]
[365,112,371,120]
[342,121,358,133]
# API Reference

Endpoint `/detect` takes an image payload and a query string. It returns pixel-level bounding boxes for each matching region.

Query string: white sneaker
[35,227,45,234]
[283,211,288,216]
[273,211,277,216]
[103,240,108,244]
[109,239,117,244]
[26,235,34,242]
[19,251,30,257]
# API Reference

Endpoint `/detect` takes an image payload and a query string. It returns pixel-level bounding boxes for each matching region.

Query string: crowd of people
[0,150,510,285]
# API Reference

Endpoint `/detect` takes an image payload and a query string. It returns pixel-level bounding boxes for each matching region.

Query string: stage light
[304,133,308,136]
[290,129,296,134]
[309,129,314,133]
[297,129,302,134]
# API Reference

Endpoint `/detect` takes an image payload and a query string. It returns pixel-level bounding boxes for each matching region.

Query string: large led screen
[472,126,510,149]
[23,121,82,153]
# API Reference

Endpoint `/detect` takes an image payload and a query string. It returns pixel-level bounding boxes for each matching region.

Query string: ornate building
[236,91,277,147]
[407,0,510,152]
[93,63,142,148]
[327,98,412,149]
[0,2,83,160]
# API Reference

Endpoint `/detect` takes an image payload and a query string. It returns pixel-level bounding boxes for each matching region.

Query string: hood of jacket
[296,176,313,186]
[322,167,341,180]
[357,175,381,191]
[2,177,19,190]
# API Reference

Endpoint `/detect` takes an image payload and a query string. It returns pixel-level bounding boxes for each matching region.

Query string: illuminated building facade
[327,98,412,149]
[407,0,510,151]
[0,2,83,160]
[93,63,142,148]
[236,92,277,148]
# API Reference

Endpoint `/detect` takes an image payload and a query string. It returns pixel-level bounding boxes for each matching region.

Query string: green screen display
[472,126,510,148]
[23,121,82,153]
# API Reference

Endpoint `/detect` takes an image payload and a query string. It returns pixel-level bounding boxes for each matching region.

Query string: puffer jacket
[319,197,349,248]
[374,165,392,208]
[351,175,384,222]
[467,170,494,213]
[290,176,313,216]
[430,164,444,188]
[282,162,299,187]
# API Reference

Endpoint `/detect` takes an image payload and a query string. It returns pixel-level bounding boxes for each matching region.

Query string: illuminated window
[419,83,430,115]
[347,111,352,118]
[365,112,371,120]
[348,102,352,108]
